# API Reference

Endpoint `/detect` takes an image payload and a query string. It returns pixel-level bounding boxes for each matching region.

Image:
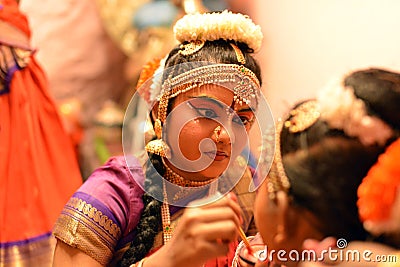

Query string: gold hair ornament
[268,100,321,199]
[284,100,320,133]
[230,43,246,65]
[147,64,260,157]
[179,40,205,56]
[157,64,260,123]
[267,118,291,200]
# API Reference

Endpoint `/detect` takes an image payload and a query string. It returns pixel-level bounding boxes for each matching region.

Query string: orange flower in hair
[136,57,161,104]
[357,138,400,234]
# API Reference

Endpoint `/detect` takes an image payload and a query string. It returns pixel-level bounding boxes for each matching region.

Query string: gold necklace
[162,158,215,187]
[161,159,218,244]
[161,181,173,244]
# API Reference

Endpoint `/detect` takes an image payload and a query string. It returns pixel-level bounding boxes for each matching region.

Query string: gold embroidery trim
[53,197,124,265]
[53,213,113,265]
[65,197,121,239]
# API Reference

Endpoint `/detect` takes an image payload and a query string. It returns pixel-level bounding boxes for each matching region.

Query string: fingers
[197,237,233,257]
[185,206,242,227]
[193,193,244,224]
[180,205,241,243]
[196,220,238,242]
[166,193,243,264]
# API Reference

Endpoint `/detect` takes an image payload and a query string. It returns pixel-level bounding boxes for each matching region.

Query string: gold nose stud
[213,125,222,142]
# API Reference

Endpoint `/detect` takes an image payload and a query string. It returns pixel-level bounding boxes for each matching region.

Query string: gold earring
[145,139,171,158]
[145,119,171,158]
[213,125,222,143]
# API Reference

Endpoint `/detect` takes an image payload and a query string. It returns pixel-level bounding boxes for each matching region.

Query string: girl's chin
[200,164,230,179]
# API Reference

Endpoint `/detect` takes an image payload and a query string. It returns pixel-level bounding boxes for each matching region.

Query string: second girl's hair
[280,68,400,242]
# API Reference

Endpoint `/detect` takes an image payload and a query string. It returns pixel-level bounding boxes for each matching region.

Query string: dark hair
[118,39,262,267]
[280,68,400,243]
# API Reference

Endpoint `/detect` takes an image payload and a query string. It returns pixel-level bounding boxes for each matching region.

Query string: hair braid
[118,153,164,267]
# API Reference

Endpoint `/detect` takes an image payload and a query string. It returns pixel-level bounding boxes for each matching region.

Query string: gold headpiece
[267,119,291,200]
[178,40,205,56]
[145,63,260,156]
[284,100,320,133]
[267,100,321,199]
[158,63,260,123]
[230,43,246,65]
[145,10,263,157]
[178,41,246,65]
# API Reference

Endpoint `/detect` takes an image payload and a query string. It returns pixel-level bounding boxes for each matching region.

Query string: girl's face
[164,84,256,180]
[254,178,280,250]
[254,178,325,267]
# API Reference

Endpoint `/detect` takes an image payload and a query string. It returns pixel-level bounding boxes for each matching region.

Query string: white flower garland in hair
[316,78,394,146]
[173,10,263,53]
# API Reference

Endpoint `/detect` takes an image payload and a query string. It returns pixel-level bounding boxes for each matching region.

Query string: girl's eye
[187,102,218,119]
[196,108,218,119]
[233,115,254,126]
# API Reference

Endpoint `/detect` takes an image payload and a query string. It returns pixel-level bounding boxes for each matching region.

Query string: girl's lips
[205,151,229,161]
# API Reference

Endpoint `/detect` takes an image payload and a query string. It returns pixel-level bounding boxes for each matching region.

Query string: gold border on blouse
[52,197,122,265]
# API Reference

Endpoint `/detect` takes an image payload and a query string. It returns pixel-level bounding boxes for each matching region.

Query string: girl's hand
[147,192,243,267]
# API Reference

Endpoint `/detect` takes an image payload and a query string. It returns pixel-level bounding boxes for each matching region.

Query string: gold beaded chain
[162,158,215,187]
[161,180,173,244]
[160,159,218,243]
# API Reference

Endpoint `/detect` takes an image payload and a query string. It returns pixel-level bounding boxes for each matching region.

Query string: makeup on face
[163,86,256,180]
[186,96,255,130]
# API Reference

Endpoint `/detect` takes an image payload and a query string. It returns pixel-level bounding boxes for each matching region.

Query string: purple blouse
[53,156,145,265]
[53,155,256,266]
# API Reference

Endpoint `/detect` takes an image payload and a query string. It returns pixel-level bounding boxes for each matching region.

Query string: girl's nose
[212,124,234,144]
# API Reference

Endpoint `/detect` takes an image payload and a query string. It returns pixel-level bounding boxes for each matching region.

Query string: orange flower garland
[136,57,161,103]
[357,138,400,223]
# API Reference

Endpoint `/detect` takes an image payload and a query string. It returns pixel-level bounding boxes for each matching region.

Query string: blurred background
[18,0,400,179]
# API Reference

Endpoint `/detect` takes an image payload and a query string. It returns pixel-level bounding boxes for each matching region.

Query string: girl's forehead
[174,84,252,110]
[183,84,233,102]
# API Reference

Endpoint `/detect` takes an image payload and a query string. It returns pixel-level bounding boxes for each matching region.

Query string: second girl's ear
[273,191,292,244]
[275,191,325,248]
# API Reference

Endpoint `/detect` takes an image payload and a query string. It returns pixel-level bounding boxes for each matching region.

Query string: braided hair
[118,152,164,267]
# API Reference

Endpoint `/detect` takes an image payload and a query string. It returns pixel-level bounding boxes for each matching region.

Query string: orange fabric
[0,56,82,242]
[0,0,31,37]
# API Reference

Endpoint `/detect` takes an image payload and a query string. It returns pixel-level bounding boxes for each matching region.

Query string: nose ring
[213,125,222,143]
